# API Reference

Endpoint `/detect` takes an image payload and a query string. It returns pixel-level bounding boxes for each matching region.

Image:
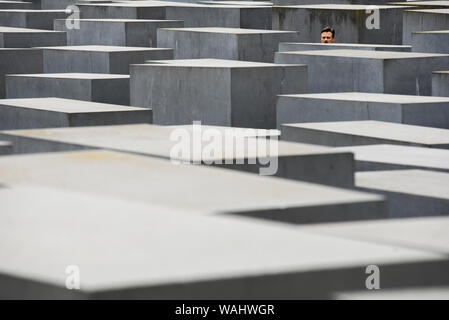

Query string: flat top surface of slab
[390,1,449,6]
[356,169,449,199]
[279,92,449,104]
[282,121,449,145]
[78,0,269,8]
[0,98,145,113]
[276,4,411,9]
[54,18,183,23]
[414,30,449,34]
[0,150,382,213]
[278,49,449,59]
[143,58,301,68]
[199,1,273,5]
[0,26,65,33]
[37,45,170,52]
[7,73,130,80]
[434,70,449,74]
[0,184,436,293]
[0,9,67,12]
[335,144,449,171]
[406,8,449,13]
[159,27,297,34]
[281,42,411,49]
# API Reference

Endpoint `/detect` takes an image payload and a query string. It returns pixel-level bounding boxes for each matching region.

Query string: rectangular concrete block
[276,92,449,129]
[6,73,130,105]
[0,48,43,99]
[0,124,355,188]
[0,97,152,129]
[403,9,449,44]
[157,27,300,62]
[412,30,449,54]
[356,170,449,218]
[272,5,410,45]
[0,140,12,154]
[275,50,449,95]
[279,42,411,52]
[0,1,34,9]
[432,71,449,96]
[281,120,449,148]
[78,2,272,29]
[0,26,66,47]
[40,45,173,74]
[334,144,449,173]
[131,59,307,128]
[0,9,68,30]
[54,18,184,47]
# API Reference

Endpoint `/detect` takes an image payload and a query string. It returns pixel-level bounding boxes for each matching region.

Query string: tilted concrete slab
[6,73,130,105]
[39,45,173,74]
[433,71,449,97]
[280,121,449,149]
[0,98,152,129]
[272,5,411,45]
[54,19,183,47]
[0,140,11,154]
[0,9,68,30]
[157,27,300,62]
[0,149,385,224]
[0,123,355,188]
[0,26,66,48]
[403,9,449,44]
[279,42,411,52]
[412,30,449,54]
[356,170,449,218]
[0,185,443,299]
[276,92,449,129]
[131,59,307,128]
[334,144,449,173]
[275,50,449,95]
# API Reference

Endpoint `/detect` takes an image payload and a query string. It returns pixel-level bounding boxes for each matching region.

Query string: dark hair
[321,26,335,38]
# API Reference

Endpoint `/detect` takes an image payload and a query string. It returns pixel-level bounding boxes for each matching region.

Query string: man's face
[321,31,334,43]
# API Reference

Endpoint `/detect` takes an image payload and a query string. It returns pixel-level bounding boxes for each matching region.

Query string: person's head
[321,26,335,43]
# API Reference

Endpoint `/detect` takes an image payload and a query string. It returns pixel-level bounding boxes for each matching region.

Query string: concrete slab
[0,26,66,48]
[157,27,299,62]
[272,5,411,45]
[0,1,33,9]
[0,140,11,154]
[275,49,449,95]
[412,30,449,54]
[130,59,307,128]
[0,124,355,188]
[280,120,449,149]
[0,184,443,299]
[433,71,449,96]
[276,92,449,129]
[39,45,173,74]
[390,1,449,9]
[6,73,130,105]
[34,0,80,9]
[0,97,152,129]
[356,170,449,218]
[336,287,449,300]
[78,1,272,29]
[334,144,449,173]
[54,18,184,47]
[0,48,43,99]
[279,42,411,52]
[0,9,68,30]
[199,1,273,5]
[403,9,449,44]
[275,0,392,4]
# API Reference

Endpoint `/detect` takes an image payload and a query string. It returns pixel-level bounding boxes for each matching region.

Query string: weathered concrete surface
[281,121,449,149]
[157,27,300,62]
[433,71,449,96]
[403,9,449,44]
[274,0,391,4]
[0,9,68,30]
[279,42,411,52]
[39,45,173,74]
[131,59,307,128]
[0,124,355,188]
[0,1,33,9]
[412,30,449,54]
[0,150,386,225]
[274,49,449,95]
[356,170,449,218]
[54,19,183,47]
[0,140,12,154]
[334,144,449,173]
[0,48,43,99]
[6,73,130,105]
[199,1,273,6]
[78,1,273,29]
[0,184,442,299]
[0,26,66,47]
[272,5,410,45]
[0,97,152,129]
[276,92,449,129]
